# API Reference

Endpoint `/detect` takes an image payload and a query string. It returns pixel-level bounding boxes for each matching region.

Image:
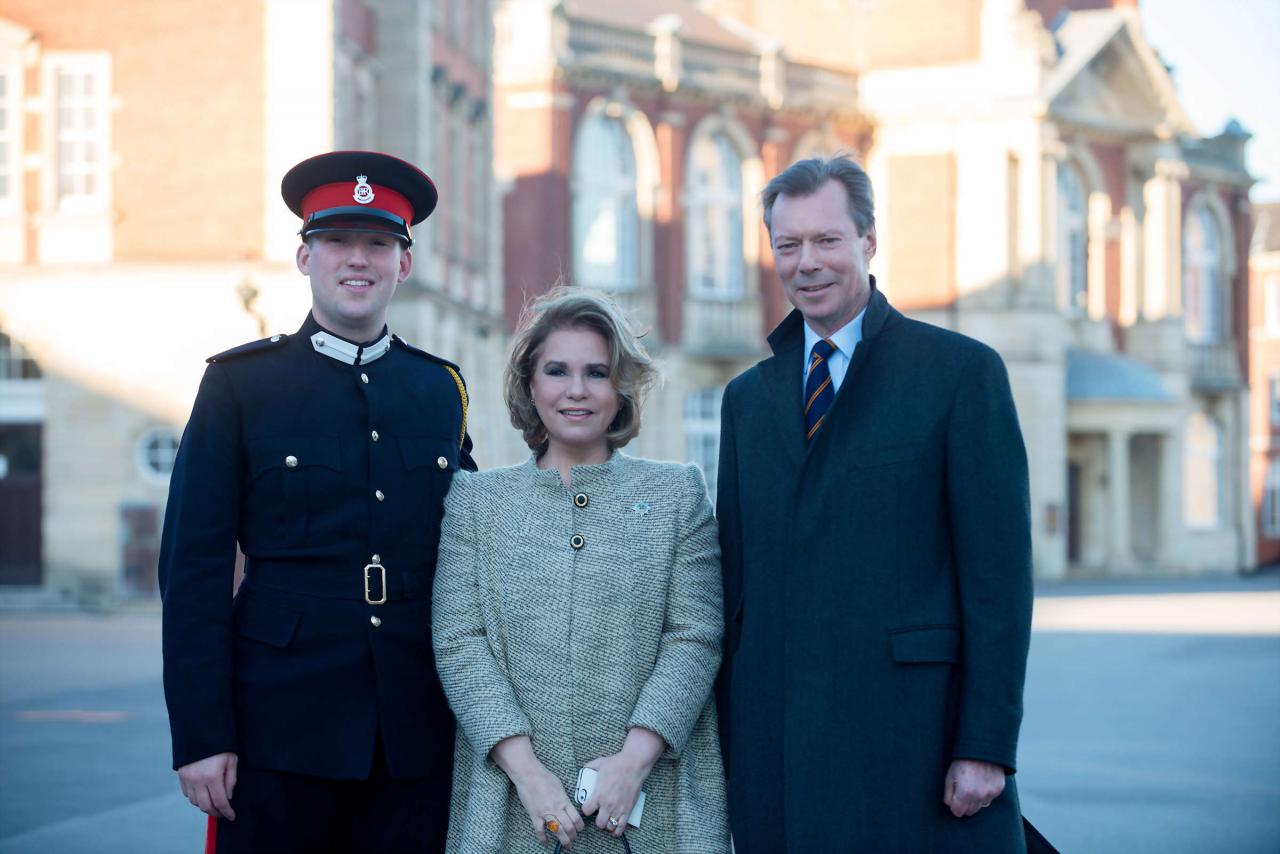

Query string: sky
[1139,0,1280,201]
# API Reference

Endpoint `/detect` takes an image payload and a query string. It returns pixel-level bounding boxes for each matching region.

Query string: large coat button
[437,456,448,470]
[284,455,298,468]
[570,534,585,550]
[370,616,382,627]
[375,490,385,502]
[573,492,588,508]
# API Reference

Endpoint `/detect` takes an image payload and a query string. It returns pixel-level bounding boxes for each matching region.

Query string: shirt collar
[803,304,866,361]
[302,314,393,366]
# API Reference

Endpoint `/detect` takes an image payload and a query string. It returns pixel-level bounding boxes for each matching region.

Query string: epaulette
[392,334,469,449]
[206,334,289,364]
[391,333,460,371]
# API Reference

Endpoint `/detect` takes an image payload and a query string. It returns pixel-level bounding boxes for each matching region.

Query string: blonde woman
[433,288,729,853]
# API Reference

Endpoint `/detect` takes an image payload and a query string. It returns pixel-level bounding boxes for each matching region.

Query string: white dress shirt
[802,306,867,393]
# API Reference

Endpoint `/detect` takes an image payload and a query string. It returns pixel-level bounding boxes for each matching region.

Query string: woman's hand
[581,727,666,838]
[491,735,584,848]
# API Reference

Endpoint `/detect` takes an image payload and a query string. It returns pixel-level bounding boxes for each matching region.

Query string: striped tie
[804,338,836,442]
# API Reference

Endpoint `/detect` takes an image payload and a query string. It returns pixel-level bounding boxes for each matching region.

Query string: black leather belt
[245,560,430,604]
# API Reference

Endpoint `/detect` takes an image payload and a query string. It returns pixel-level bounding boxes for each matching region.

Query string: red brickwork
[4,0,268,262]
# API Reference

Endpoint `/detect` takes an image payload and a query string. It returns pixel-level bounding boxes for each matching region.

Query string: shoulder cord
[442,365,469,450]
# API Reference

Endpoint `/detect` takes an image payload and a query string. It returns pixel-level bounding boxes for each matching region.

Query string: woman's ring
[980,801,992,808]
[606,815,620,830]
[543,814,560,834]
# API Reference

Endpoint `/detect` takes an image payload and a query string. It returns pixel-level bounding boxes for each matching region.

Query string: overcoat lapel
[761,311,807,467]
[761,283,897,462]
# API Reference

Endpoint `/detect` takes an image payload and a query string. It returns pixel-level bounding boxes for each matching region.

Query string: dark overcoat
[716,286,1033,853]
[159,312,474,788]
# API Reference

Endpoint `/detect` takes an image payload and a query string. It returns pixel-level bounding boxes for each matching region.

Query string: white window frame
[1183,411,1222,529]
[684,388,723,498]
[1264,458,1280,538]
[1264,274,1280,338]
[135,426,181,486]
[0,59,21,214]
[572,111,639,291]
[1182,203,1224,345]
[1270,375,1280,428]
[1056,162,1088,316]
[44,52,112,216]
[686,132,745,301]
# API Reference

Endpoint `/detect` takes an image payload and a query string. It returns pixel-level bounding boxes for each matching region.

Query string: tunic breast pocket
[246,436,343,544]
[398,435,458,546]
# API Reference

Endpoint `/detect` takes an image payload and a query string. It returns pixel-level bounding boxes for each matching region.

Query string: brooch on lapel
[631,501,650,515]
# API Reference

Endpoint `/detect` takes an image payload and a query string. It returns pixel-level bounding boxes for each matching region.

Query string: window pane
[573,113,638,289]
[687,131,744,298]
[1183,205,1222,344]
[1267,277,1280,334]
[684,389,722,496]
[1266,460,1280,537]
[1057,164,1088,312]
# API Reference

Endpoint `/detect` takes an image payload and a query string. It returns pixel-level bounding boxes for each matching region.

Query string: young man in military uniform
[159,151,475,853]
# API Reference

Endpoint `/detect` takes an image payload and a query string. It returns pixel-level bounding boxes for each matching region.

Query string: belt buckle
[363,563,387,605]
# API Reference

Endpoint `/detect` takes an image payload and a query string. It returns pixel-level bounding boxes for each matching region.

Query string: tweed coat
[433,453,730,854]
[716,285,1033,853]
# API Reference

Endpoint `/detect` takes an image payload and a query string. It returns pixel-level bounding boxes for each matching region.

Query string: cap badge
[353,174,375,205]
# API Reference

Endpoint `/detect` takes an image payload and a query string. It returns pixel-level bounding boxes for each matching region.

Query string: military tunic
[159,311,474,785]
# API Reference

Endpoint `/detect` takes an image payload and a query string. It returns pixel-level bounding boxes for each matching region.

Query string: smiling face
[296,230,412,341]
[530,326,621,462]
[770,179,877,338]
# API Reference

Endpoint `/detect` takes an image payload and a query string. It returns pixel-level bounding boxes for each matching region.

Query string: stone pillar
[1108,428,1132,570]
[1142,158,1187,321]
[1158,429,1184,570]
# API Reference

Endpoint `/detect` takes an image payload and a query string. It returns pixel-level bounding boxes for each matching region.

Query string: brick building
[495,0,1257,576]
[1249,202,1280,565]
[494,0,869,482]
[0,0,509,603]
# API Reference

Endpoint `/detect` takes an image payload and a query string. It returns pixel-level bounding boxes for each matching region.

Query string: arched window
[686,131,744,299]
[1183,204,1223,344]
[1057,162,1088,314]
[572,113,639,290]
[1183,411,1222,528]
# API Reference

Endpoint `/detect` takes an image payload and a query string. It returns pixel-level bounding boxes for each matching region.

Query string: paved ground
[1,575,1278,853]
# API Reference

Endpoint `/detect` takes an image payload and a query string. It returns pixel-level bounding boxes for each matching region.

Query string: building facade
[494,0,1256,576]
[1249,202,1280,565]
[0,0,507,604]
[847,0,1254,576]
[493,0,869,485]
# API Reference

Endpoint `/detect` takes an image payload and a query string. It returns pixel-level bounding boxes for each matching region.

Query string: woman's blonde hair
[504,286,658,454]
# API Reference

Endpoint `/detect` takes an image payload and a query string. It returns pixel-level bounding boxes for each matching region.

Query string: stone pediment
[0,17,34,49]
[1043,10,1191,138]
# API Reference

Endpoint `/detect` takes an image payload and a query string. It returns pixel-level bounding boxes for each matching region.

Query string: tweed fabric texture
[433,453,730,853]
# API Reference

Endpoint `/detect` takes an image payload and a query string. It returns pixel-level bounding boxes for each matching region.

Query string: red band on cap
[300,181,413,224]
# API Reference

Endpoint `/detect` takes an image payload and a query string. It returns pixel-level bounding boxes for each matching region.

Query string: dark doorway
[0,424,43,585]
[120,503,162,598]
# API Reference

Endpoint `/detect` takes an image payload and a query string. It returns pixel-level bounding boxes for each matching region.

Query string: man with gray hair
[715,154,1034,852]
